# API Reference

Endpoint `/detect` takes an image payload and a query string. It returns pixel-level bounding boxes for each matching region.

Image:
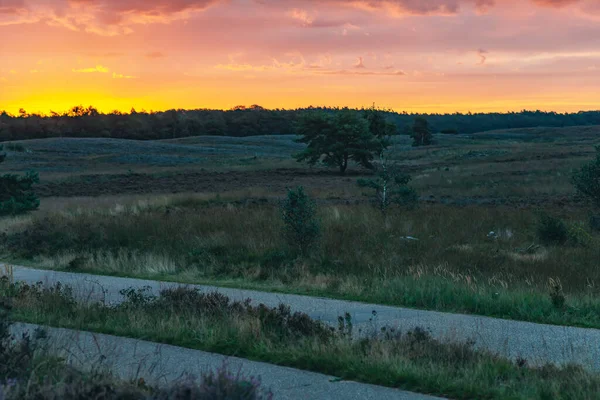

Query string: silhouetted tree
[294,108,387,174]
[411,117,433,146]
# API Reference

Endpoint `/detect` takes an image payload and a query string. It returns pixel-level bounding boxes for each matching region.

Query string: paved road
[6,265,600,370]
[10,323,441,400]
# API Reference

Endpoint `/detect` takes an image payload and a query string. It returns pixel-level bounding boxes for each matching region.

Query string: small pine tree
[0,145,39,217]
[280,186,320,255]
[358,151,417,215]
[411,117,433,147]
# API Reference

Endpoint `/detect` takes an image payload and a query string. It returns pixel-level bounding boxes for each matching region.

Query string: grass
[2,198,600,329]
[3,279,600,400]
[0,290,274,399]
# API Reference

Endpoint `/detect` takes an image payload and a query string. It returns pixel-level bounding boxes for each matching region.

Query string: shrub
[567,222,592,247]
[590,214,600,233]
[572,145,600,208]
[537,214,568,246]
[0,146,39,217]
[4,143,26,153]
[280,187,320,255]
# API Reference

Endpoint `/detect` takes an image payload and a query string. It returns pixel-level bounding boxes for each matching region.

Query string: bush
[537,214,568,246]
[0,146,39,217]
[572,145,600,208]
[4,143,26,153]
[590,214,600,233]
[280,187,320,255]
[567,222,593,247]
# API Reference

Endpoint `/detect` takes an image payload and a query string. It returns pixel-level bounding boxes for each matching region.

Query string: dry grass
[2,195,600,327]
[5,280,600,400]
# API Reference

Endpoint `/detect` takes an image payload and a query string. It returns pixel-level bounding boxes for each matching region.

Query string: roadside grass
[2,200,600,328]
[0,289,273,400]
[3,279,600,400]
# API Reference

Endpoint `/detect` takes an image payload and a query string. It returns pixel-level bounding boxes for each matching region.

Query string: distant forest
[2,105,600,141]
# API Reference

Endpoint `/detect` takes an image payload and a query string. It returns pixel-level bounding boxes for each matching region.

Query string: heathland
[1,121,600,399]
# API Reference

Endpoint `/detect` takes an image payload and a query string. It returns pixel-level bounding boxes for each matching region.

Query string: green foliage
[572,145,600,208]
[567,222,593,247]
[411,117,433,146]
[590,214,600,233]
[280,187,320,255]
[4,143,26,152]
[0,146,39,216]
[294,108,389,174]
[357,152,418,214]
[548,278,566,309]
[537,214,568,246]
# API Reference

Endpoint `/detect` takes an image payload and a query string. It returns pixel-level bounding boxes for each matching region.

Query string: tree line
[1,105,600,141]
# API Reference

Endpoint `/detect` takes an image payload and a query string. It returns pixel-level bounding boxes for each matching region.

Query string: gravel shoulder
[7,264,600,371]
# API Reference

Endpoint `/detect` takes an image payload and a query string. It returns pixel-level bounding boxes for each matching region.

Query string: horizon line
[3,104,600,118]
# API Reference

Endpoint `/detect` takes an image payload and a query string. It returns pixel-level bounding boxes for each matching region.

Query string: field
[1,126,600,398]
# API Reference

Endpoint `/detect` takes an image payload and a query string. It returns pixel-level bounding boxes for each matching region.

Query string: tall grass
[2,198,600,327]
[4,280,600,400]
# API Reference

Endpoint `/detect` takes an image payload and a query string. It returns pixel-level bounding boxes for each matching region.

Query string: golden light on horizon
[1,0,599,115]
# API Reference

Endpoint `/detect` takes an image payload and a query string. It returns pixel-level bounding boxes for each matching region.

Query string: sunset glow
[2,0,600,114]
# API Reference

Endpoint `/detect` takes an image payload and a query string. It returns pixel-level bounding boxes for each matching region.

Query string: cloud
[72,65,110,73]
[0,0,27,14]
[354,56,366,68]
[1,0,221,35]
[477,48,488,65]
[322,69,406,76]
[112,72,136,79]
[531,0,580,6]
[264,0,498,16]
[146,51,166,58]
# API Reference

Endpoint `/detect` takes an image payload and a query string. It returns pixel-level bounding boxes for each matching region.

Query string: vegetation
[4,106,600,142]
[357,151,417,214]
[294,108,388,174]
[0,283,273,399]
[2,199,600,328]
[536,214,569,246]
[573,145,600,208]
[411,117,433,147]
[280,187,320,255]
[4,280,600,400]
[0,146,39,217]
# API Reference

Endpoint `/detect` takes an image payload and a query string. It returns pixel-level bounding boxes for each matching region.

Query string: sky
[1,0,600,115]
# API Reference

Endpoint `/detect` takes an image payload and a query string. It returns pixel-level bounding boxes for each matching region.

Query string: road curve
[10,323,442,400]
[6,264,600,371]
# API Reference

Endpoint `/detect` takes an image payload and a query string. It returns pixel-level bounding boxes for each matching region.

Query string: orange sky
[1,0,600,114]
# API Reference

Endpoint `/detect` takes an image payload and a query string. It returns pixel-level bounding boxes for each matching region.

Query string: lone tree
[411,117,433,147]
[357,150,418,215]
[0,145,39,216]
[294,108,392,175]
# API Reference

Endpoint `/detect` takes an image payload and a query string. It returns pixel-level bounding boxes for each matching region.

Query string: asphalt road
[10,323,442,400]
[6,264,600,371]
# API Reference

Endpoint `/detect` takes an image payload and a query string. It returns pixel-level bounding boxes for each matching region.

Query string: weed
[548,278,566,309]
